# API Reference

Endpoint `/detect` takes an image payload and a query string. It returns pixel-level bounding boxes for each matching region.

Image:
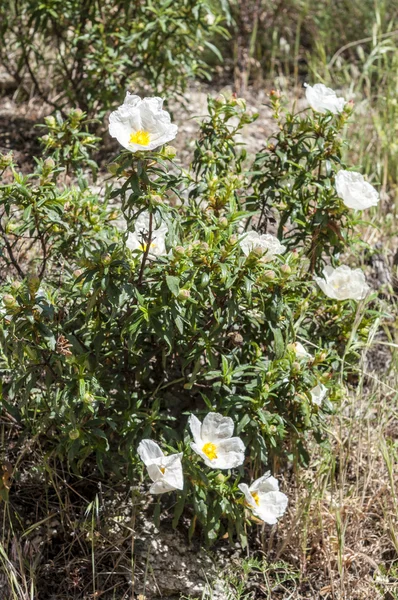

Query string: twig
[0,216,25,278]
[137,211,153,286]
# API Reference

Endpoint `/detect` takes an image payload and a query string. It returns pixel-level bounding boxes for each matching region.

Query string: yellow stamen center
[202,442,218,460]
[129,130,150,146]
[251,492,260,506]
[159,466,166,474]
[138,241,156,252]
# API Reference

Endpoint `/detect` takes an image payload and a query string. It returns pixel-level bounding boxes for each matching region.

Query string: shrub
[0,88,376,543]
[0,0,226,115]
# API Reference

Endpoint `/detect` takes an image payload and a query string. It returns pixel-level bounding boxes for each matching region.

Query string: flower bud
[215,473,226,483]
[3,294,16,307]
[44,116,56,128]
[108,163,118,175]
[173,245,185,257]
[269,89,281,99]
[101,253,111,265]
[228,331,243,346]
[263,270,276,280]
[0,152,13,169]
[69,429,80,440]
[215,94,226,105]
[236,98,246,110]
[163,145,176,159]
[43,157,55,170]
[83,392,94,403]
[150,194,163,205]
[205,150,214,160]
[200,242,209,252]
[10,280,22,292]
[69,108,83,118]
[27,273,41,295]
[252,246,264,258]
[281,264,291,275]
[218,216,228,229]
[73,269,83,279]
[228,235,237,245]
[178,289,191,301]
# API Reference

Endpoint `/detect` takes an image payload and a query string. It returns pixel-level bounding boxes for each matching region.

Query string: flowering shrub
[0,87,377,543]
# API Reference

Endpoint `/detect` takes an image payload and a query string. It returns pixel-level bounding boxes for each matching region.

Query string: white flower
[292,342,311,359]
[188,412,245,470]
[238,472,288,525]
[240,231,286,262]
[335,170,379,210]
[126,211,168,257]
[315,265,369,301]
[109,93,178,152]
[137,439,183,494]
[304,83,346,114]
[310,384,327,407]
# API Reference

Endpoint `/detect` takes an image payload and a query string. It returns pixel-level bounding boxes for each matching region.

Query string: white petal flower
[310,383,327,407]
[188,413,245,470]
[304,83,346,114]
[239,231,286,262]
[126,211,168,257]
[109,93,178,152]
[292,342,312,359]
[238,472,288,524]
[335,170,379,210]
[314,265,369,301]
[137,439,184,494]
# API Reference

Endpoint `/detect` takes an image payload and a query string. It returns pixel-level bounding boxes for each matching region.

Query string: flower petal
[238,483,257,508]
[149,479,178,494]
[162,453,184,491]
[305,83,346,114]
[190,442,214,468]
[250,472,279,494]
[311,383,327,406]
[201,412,234,442]
[336,170,379,210]
[188,415,203,446]
[254,491,288,524]
[210,437,245,469]
[137,439,163,465]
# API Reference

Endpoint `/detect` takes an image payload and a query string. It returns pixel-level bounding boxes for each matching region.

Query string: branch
[0,215,25,278]
[137,211,153,286]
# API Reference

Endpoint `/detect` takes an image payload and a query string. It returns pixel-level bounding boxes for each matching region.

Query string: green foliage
[0,92,376,543]
[250,92,360,272]
[0,0,227,114]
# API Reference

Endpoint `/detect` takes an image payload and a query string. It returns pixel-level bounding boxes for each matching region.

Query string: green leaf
[166,275,180,297]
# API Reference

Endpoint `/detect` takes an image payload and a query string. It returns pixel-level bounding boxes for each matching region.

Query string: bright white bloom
[238,472,288,525]
[188,412,245,469]
[292,342,312,359]
[310,384,327,407]
[335,170,379,210]
[109,93,178,152]
[240,231,285,262]
[315,265,369,301]
[137,439,183,494]
[127,211,168,257]
[304,83,346,114]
